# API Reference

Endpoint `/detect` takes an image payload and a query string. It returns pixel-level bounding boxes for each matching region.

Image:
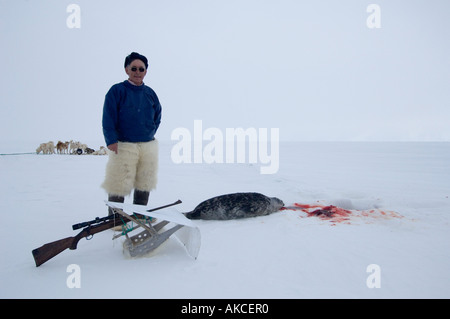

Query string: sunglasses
[130,66,146,72]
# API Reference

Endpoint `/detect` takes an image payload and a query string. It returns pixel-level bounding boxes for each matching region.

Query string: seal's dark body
[185,192,284,220]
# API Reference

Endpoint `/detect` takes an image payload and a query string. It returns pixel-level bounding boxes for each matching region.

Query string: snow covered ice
[1,141,449,298]
[2,0,450,301]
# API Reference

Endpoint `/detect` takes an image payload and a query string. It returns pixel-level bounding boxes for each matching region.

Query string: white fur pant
[102,140,158,197]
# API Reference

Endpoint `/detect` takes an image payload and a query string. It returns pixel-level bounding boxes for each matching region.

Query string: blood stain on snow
[281,203,403,225]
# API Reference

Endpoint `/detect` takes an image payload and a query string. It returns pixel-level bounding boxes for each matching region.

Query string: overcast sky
[1,0,449,145]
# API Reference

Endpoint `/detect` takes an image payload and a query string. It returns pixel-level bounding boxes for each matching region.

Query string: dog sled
[106,201,201,259]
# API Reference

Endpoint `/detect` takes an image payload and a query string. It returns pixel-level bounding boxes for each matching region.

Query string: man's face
[125,59,147,85]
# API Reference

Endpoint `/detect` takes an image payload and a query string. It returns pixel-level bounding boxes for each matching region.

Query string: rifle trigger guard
[85,227,93,240]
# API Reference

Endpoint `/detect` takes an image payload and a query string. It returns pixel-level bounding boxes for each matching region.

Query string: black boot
[133,190,150,206]
[108,194,124,215]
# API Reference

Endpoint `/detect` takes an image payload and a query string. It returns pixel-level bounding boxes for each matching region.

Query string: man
[102,52,161,212]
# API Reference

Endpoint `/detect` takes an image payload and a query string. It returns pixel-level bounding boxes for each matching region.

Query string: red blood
[282,202,401,224]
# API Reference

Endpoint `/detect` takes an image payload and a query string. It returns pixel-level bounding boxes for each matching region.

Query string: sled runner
[106,201,201,259]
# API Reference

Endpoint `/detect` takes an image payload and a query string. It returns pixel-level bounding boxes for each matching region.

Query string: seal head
[186,192,284,220]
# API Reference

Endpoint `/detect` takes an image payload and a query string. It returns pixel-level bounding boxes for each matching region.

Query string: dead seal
[185,192,284,220]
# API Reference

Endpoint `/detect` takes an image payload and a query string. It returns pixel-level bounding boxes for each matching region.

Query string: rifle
[32,200,182,267]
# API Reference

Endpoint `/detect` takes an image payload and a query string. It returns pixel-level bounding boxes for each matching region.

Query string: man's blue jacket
[102,80,162,146]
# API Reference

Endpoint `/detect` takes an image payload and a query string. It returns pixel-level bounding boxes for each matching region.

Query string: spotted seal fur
[185,192,285,220]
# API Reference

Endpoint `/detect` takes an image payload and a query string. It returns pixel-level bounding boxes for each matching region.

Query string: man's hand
[107,143,118,154]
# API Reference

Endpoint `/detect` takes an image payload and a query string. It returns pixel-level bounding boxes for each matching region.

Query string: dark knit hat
[124,52,148,69]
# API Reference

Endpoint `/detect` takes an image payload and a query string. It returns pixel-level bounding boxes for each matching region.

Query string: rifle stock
[32,237,79,267]
[32,200,182,267]
[32,220,113,267]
